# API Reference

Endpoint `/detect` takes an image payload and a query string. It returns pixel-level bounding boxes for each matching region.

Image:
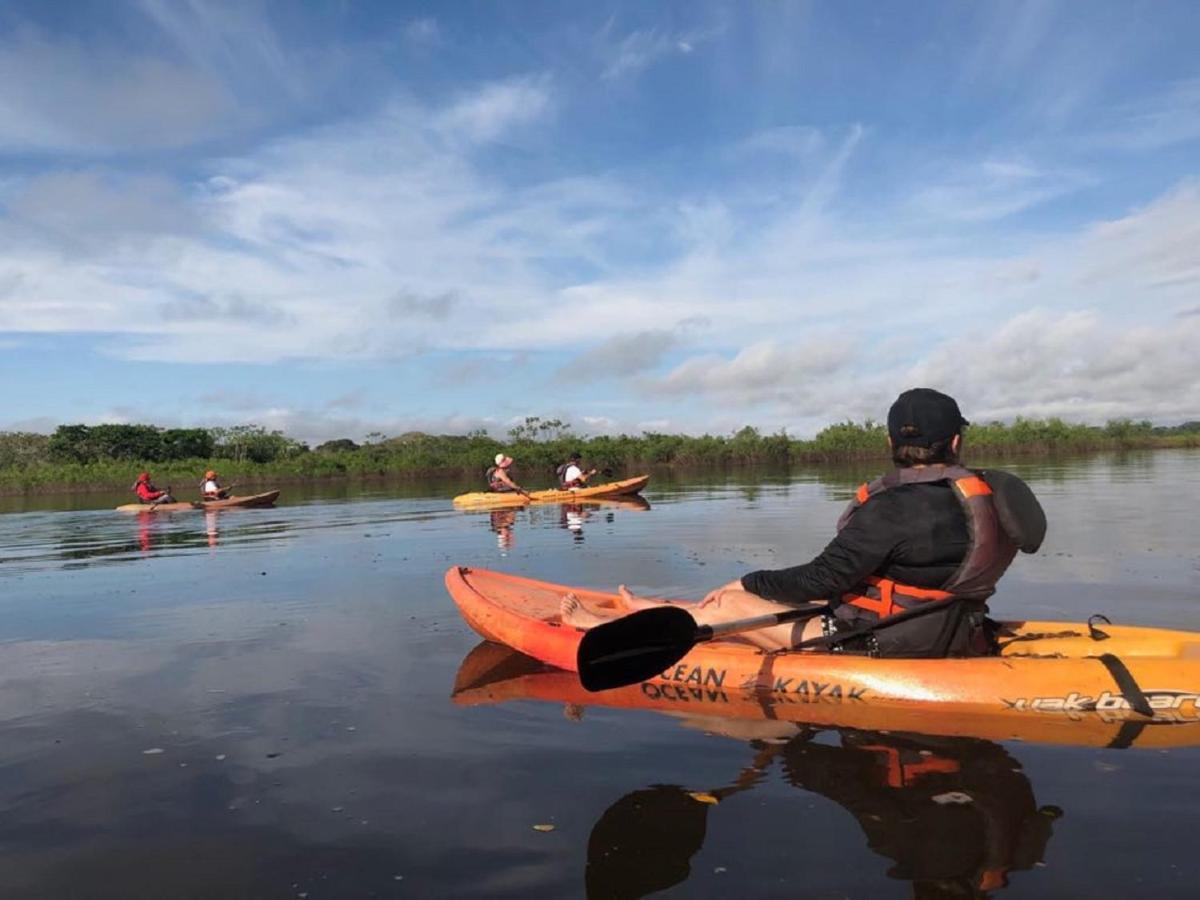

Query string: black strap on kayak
[787,598,956,652]
[1087,614,1112,641]
[1097,653,1154,717]
[1106,719,1148,750]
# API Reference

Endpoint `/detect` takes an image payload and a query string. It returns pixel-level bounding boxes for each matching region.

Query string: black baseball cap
[887,388,968,448]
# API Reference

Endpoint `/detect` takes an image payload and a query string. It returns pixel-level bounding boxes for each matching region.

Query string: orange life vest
[835,465,1018,620]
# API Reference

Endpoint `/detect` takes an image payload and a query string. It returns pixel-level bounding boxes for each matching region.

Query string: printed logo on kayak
[1003,689,1200,715]
[649,664,868,703]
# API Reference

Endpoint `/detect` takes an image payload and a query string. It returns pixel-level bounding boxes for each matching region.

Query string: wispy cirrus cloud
[909,158,1093,223]
[599,23,722,80]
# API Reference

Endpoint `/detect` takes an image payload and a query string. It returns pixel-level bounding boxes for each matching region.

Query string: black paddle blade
[577,606,699,693]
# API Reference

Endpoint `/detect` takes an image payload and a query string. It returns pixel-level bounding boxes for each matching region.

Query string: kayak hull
[452,476,650,510]
[444,566,1200,719]
[453,641,1200,749]
[115,490,281,513]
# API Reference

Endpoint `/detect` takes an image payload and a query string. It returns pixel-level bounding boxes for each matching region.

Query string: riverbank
[1,418,1197,495]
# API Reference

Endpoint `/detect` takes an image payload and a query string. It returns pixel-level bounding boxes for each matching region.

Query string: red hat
[137,472,150,482]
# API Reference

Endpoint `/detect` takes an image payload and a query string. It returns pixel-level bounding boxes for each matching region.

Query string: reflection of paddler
[489,509,516,551]
[585,743,779,899]
[137,510,153,552]
[205,509,219,548]
[583,729,1060,899]
[778,731,1061,895]
[561,503,589,540]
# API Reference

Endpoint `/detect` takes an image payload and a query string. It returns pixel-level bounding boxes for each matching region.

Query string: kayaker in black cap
[557,451,597,489]
[562,388,1046,658]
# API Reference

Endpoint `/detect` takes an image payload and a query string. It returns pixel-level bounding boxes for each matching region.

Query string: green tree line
[1,416,1198,493]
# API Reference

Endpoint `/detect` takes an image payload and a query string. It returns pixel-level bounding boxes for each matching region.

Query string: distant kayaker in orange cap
[200,470,229,501]
[486,453,530,497]
[563,388,1047,659]
[132,472,175,505]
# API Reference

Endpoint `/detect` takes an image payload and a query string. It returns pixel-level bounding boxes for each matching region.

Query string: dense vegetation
[1,417,1198,493]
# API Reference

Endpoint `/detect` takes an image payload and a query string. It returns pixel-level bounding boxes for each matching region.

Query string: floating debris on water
[931,791,973,805]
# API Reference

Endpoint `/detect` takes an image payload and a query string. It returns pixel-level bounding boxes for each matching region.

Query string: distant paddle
[576,603,826,692]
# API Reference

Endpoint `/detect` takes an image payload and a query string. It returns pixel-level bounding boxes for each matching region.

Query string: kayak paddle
[576,603,826,692]
[578,594,984,692]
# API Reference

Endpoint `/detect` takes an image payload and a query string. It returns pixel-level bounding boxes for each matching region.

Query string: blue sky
[1,0,1198,442]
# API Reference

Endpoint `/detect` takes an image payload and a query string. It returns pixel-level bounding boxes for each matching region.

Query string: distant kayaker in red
[133,472,175,504]
[557,451,597,489]
[562,388,1047,659]
[486,454,530,497]
[200,470,229,500]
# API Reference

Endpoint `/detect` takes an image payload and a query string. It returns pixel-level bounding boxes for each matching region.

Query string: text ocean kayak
[115,490,281,513]
[452,475,650,510]
[444,566,1200,719]
[452,641,1200,748]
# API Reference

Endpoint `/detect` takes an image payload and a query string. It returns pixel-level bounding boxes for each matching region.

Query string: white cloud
[435,76,553,143]
[645,338,856,410]
[910,309,1200,424]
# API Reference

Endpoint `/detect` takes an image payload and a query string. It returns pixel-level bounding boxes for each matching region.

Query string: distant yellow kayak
[452,475,649,510]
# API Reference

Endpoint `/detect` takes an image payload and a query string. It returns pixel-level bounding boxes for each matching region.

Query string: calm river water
[0,452,1198,898]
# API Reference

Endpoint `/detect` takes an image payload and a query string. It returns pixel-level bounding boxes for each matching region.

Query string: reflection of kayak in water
[560,495,651,512]
[452,476,650,510]
[445,566,1200,722]
[115,490,280,513]
[583,729,1061,898]
[454,643,1067,896]
[452,642,1200,749]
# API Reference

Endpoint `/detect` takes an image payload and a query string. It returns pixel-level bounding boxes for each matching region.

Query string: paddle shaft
[697,604,826,642]
[698,594,963,648]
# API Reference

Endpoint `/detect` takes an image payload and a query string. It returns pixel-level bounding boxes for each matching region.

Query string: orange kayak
[115,490,281,513]
[452,641,1200,749]
[452,476,650,510]
[445,566,1200,720]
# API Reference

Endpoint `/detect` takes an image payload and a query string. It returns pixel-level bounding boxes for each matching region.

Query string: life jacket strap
[842,575,953,618]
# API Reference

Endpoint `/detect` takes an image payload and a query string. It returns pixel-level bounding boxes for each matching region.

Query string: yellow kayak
[452,475,650,510]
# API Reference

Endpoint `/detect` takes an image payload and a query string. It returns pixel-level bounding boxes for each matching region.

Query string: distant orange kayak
[445,566,1200,720]
[452,476,649,510]
[115,490,280,513]
[452,641,1200,749]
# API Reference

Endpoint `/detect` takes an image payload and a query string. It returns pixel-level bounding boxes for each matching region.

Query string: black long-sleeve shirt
[740,482,971,607]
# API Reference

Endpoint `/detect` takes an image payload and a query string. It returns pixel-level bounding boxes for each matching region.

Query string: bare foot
[617,584,665,613]
[560,593,612,628]
[563,703,584,721]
